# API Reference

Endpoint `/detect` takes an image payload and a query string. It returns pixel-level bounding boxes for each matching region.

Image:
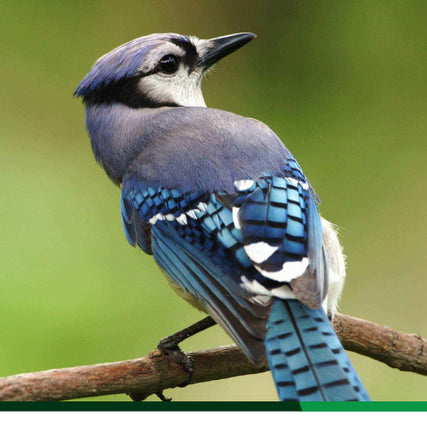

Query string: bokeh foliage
[0,0,425,401]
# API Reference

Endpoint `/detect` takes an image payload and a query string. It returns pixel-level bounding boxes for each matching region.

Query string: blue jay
[75,32,370,401]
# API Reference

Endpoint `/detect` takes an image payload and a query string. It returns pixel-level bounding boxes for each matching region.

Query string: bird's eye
[158,54,179,74]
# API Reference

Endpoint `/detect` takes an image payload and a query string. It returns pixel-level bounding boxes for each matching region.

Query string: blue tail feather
[265,298,370,401]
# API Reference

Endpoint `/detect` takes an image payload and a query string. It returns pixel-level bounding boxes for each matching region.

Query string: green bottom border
[0,402,426,411]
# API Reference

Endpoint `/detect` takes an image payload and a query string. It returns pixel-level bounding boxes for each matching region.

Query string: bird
[75,32,370,401]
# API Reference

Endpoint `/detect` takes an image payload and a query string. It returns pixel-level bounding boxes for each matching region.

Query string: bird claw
[127,339,193,402]
[127,317,212,401]
[127,390,173,402]
[155,391,173,402]
[157,340,194,387]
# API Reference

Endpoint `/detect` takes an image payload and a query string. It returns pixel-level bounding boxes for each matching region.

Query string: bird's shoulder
[150,106,280,144]
[127,106,290,193]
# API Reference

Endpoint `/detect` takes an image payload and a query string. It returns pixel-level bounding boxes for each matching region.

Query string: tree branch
[0,313,425,401]
[332,314,426,375]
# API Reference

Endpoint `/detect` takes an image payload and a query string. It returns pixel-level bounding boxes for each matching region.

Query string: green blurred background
[1,0,426,401]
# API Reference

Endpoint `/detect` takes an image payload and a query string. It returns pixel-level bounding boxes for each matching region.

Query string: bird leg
[128,316,216,402]
[157,316,216,387]
[158,316,216,351]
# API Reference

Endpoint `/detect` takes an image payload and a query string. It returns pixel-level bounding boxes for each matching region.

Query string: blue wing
[120,156,370,401]
[122,174,273,363]
[233,155,328,309]
[120,155,325,363]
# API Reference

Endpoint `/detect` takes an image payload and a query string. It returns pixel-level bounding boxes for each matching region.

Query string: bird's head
[74,32,255,108]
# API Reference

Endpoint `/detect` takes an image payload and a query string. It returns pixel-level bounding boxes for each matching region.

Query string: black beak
[197,32,256,68]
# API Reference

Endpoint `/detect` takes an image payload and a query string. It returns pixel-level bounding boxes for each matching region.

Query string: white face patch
[137,42,186,74]
[139,68,206,107]
[136,39,208,107]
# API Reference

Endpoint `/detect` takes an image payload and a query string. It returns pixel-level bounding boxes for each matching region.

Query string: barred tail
[265,298,370,401]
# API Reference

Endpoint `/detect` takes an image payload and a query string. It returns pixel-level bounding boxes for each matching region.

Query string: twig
[0,313,425,401]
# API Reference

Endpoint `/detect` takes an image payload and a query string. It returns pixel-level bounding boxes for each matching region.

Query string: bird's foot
[155,391,173,402]
[128,317,215,402]
[156,317,216,391]
[127,390,173,402]
[157,337,194,388]
[127,340,193,402]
